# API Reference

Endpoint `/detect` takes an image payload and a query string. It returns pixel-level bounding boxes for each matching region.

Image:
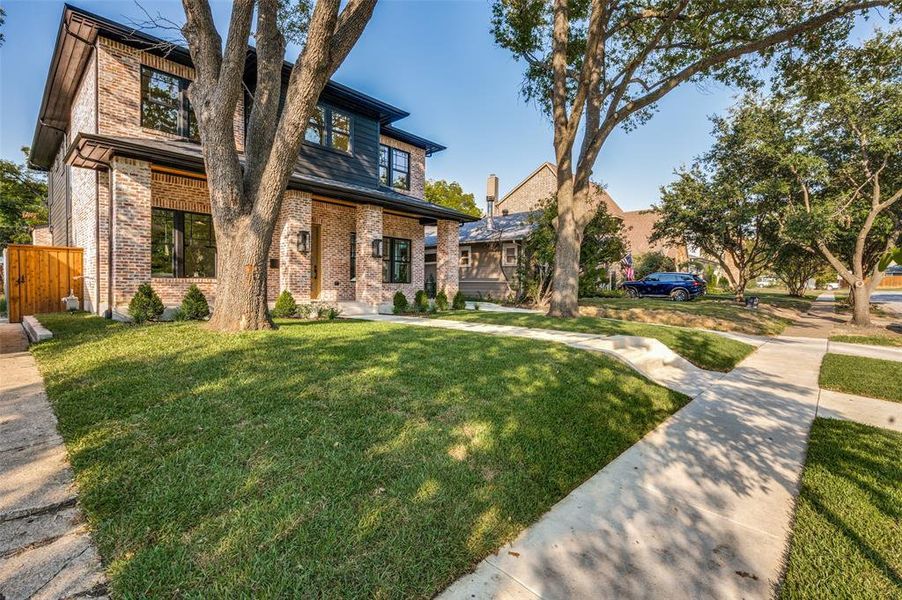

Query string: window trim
[140,66,198,140]
[382,236,412,284]
[151,208,216,279]
[502,242,519,267]
[304,104,354,154]
[459,246,471,268]
[379,144,411,191]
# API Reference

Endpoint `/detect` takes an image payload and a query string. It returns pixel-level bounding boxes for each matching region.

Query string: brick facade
[277,191,313,301]
[110,157,152,310]
[382,212,425,302]
[435,220,460,298]
[379,135,426,200]
[354,204,383,305]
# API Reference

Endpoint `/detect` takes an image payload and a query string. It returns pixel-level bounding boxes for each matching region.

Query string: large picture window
[379,144,410,190]
[151,208,216,278]
[382,237,411,284]
[305,105,353,153]
[141,67,198,140]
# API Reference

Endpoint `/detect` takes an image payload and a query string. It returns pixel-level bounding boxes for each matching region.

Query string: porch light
[372,238,383,258]
[297,230,310,254]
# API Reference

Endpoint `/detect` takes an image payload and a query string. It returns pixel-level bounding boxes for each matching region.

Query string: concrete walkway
[0,322,107,600]
[356,314,724,398]
[817,389,901,432]
[827,340,902,362]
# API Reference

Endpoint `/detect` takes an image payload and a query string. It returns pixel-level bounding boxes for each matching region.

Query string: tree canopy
[1,148,48,249]
[425,179,482,217]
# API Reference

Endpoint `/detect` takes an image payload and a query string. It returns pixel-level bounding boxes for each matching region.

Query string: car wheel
[626,287,639,298]
[670,289,689,302]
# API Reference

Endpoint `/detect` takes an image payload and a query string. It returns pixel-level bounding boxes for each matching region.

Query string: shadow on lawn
[28,315,822,597]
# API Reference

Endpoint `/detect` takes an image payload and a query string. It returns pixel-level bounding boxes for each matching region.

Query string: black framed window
[379,144,410,190]
[382,237,411,284]
[305,105,353,153]
[350,232,357,281]
[141,67,198,140]
[151,208,216,278]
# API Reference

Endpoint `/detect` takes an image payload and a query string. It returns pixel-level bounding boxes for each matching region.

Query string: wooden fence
[877,275,902,289]
[3,245,83,323]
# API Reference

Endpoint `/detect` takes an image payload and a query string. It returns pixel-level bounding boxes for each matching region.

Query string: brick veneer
[110,157,152,309]
[436,220,460,297]
[382,212,425,302]
[277,191,312,301]
[379,135,426,200]
[355,204,383,305]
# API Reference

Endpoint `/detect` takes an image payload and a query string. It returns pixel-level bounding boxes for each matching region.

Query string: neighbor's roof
[496,162,625,219]
[425,211,537,247]
[30,4,442,169]
[621,209,684,257]
[66,133,477,223]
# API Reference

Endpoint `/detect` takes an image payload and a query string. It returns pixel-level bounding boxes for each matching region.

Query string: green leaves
[424,180,482,217]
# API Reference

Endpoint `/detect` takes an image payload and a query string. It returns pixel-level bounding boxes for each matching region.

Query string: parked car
[756,276,778,288]
[620,272,707,301]
[825,282,840,290]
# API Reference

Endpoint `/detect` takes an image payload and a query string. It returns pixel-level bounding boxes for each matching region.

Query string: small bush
[588,289,626,299]
[326,306,342,320]
[718,275,730,289]
[474,302,480,311]
[272,290,298,318]
[393,290,409,314]
[128,283,164,324]
[179,284,210,320]
[434,290,449,312]
[297,304,312,319]
[452,291,466,310]
[414,290,429,313]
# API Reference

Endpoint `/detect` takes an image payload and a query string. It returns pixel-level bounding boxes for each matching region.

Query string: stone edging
[22,316,53,343]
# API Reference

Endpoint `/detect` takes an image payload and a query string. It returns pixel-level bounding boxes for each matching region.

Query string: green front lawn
[32,313,688,598]
[819,353,902,403]
[779,418,902,598]
[579,293,808,336]
[830,334,902,348]
[431,311,754,372]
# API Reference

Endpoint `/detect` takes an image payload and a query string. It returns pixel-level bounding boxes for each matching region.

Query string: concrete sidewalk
[0,322,107,600]
[441,335,826,599]
[827,340,902,362]
[817,389,901,432]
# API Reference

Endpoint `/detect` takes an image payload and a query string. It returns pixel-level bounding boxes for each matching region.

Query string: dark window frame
[382,236,412,284]
[379,144,411,191]
[151,208,216,279]
[304,104,354,154]
[140,66,198,140]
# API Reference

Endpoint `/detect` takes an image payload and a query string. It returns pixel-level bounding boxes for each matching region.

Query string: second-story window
[141,67,198,140]
[304,105,353,153]
[379,144,410,190]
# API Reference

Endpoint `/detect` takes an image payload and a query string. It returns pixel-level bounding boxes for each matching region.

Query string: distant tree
[0,7,6,47]
[634,251,676,280]
[772,244,826,297]
[1,148,48,249]
[491,0,893,317]
[424,179,481,217]
[519,196,624,305]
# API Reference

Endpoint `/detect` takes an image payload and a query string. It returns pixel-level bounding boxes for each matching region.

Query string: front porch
[101,157,461,317]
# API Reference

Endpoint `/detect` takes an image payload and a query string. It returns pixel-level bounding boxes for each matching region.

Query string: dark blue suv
[620,272,707,301]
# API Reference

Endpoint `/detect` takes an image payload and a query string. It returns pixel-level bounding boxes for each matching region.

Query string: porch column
[279,190,312,300]
[436,219,460,298]
[110,156,152,316]
[355,204,383,305]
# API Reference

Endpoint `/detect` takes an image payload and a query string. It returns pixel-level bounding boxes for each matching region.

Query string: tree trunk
[733,277,747,303]
[208,218,274,331]
[850,284,871,327]
[548,176,583,318]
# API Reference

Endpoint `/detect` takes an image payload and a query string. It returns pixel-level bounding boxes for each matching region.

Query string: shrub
[635,251,676,279]
[434,290,449,311]
[392,290,409,314]
[589,289,626,299]
[179,284,210,320]
[718,275,730,289]
[272,290,298,318]
[128,283,164,324]
[326,306,342,320]
[452,290,466,310]
[297,304,312,319]
[414,290,429,313]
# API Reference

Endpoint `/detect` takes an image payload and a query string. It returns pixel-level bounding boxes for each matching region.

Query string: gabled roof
[495,162,625,219]
[497,162,557,205]
[65,133,477,223]
[425,211,537,247]
[30,4,442,169]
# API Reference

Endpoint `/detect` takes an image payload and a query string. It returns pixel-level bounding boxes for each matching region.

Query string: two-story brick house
[29,5,474,317]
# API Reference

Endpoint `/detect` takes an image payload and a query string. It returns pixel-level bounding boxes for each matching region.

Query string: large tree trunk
[733,277,747,303]
[548,211,582,317]
[850,284,871,327]
[208,217,274,331]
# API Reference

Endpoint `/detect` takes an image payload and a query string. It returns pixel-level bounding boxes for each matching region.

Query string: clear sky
[0,1,887,213]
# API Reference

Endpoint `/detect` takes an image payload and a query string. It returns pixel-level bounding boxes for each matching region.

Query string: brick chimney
[486,174,499,228]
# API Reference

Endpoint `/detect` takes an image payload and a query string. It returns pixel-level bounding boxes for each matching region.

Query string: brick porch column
[355,204,383,305]
[436,219,460,298]
[279,190,312,300]
[110,157,152,315]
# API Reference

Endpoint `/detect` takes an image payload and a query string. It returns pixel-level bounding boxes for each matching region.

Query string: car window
[645,274,659,282]
[662,274,677,282]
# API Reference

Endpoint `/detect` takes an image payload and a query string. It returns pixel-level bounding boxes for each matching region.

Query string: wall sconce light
[297,230,310,254]
[372,238,383,258]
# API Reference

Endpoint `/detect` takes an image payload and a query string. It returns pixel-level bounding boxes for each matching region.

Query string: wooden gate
[4,245,83,323]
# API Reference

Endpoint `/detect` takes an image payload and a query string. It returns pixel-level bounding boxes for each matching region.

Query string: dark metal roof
[30,4,432,169]
[65,133,477,223]
[425,211,537,247]
[381,125,446,156]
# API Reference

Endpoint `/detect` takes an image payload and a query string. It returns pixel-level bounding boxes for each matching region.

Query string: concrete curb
[22,316,53,343]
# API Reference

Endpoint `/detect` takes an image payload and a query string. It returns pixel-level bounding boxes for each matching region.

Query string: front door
[311,224,321,299]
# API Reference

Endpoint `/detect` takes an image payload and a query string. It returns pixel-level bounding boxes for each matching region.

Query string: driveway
[871,291,902,315]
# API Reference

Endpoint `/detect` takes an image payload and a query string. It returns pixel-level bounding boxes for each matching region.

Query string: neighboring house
[28,5,475,317]
[31,226,53,246]
[426,162,685,297]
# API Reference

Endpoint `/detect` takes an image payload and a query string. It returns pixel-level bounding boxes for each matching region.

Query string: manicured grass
[819,353,902,403]
[579,293,806,335]
[830,334,902,348]
[31,313,688,598]
[431,311,754,372]
[779,418,902,599]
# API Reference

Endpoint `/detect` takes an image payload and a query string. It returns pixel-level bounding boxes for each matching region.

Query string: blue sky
[0,1,884,213]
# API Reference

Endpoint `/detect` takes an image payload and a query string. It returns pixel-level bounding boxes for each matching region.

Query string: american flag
[622,252,634,281]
